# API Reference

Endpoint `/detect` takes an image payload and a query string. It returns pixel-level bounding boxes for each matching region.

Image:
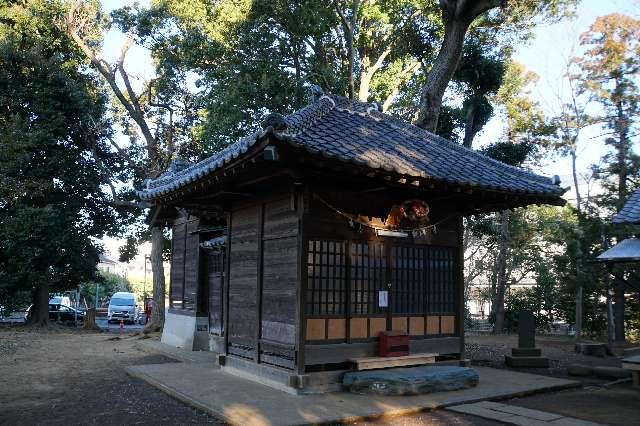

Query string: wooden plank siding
[228,205,259,359]
[169,214,200,312]
[259,196,299,369]
[169,218,186,309]
[301,192,462,358]
[203,248,225,335]
[183,218,200,311]
[225,194,300,369]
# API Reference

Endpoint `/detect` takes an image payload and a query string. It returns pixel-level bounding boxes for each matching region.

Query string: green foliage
[0,1,127,315]
[80,271,132,308]
[572,14,640,214]
[109,0,577,153]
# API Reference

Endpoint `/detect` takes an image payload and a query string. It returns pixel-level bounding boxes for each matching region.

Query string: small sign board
[377,229,409,238]
[378,290,388,307]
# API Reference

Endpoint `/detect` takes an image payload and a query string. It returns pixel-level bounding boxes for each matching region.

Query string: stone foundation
[161,312,197,349]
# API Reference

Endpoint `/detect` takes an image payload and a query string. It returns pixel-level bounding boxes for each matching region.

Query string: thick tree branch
[382,60,420,112]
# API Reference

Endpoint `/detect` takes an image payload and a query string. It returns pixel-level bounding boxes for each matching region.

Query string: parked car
[107,292,138,324]
[24,304,85,325]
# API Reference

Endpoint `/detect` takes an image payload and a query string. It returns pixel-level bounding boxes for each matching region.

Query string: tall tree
[416,0,577,132]
[483,61,557,332]
[64,1,202,331]
[572,13,640,342]
[0,4,124,323]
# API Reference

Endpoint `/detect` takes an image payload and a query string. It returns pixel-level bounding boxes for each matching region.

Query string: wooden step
[350,353,438,371]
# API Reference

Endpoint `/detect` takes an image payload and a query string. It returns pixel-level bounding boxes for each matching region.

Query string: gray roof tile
[612,189,640,224]
[139,92,565,201]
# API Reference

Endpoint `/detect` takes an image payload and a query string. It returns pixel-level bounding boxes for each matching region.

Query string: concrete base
[505,355,550,368]
[512,348,542,357]
[126,364,579,426]
[161,312,197,350]
[575,343,607,358]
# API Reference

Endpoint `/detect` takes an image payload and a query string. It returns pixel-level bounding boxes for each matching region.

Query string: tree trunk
[574,278,583,340]
[570,149,582,211]
[614,281,625,342]
[29,282,49,326]
[417,17,469,132]
[611,82,629,343]
[462,101,477,147]
[493,210,510,333]
[606,280,614,344]
[144,227,166,333]
[358,59,373,102]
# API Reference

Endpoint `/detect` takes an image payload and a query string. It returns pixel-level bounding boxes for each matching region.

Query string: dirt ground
[1,327,638,426]
[466,334,640,426]
[508,385,640,426]
[466,334,624,378]
[0,325,221,425]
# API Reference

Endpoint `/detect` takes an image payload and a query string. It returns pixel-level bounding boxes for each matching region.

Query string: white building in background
[467,280,537,318]
[98,252,125,276]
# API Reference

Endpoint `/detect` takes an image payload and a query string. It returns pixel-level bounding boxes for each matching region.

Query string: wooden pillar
[456,216,465,358]
[255,202,264,363]
[295,190,306,374]
[223,211,232,355]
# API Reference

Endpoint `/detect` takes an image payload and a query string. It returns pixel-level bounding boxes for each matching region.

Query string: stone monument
[505,310,549,368]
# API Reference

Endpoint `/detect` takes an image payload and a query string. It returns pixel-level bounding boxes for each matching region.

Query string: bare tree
[65,1,173,332]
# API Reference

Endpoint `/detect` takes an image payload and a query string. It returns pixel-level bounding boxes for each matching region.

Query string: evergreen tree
[0,14,125,324]
[572,13,640,342]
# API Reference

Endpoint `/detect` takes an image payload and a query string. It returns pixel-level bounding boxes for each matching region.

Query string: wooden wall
[227,204,259,358]
[226,194,300,369]
[301,192,463,363]
[260,197,298,368]
[169,213,200,312]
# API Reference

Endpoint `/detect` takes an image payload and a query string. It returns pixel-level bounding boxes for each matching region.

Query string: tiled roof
[612,189,640,224]
[139,90,565,201]
[596,238,640,262]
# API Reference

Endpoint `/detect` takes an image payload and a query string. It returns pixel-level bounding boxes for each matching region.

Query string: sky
[476,0,640,202]
[99,0,639,258]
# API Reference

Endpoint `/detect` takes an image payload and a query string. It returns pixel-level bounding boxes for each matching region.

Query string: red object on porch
[378,330,409,357]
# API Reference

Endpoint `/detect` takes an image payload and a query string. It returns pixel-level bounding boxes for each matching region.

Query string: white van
[107,292,137,324]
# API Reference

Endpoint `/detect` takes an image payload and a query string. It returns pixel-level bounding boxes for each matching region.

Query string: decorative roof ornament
[306,84,325,104]
[367,102,382,114]
[168,157,192,174]
[261,113,288,131]
[147,157,193,189]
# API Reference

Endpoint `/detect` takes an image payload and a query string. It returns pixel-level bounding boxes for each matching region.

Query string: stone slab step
[448,401,604,426]
[350,353,437,370]
[343,365,478,395]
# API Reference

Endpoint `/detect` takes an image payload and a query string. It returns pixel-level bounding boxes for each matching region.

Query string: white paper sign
[378,290,388,307]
